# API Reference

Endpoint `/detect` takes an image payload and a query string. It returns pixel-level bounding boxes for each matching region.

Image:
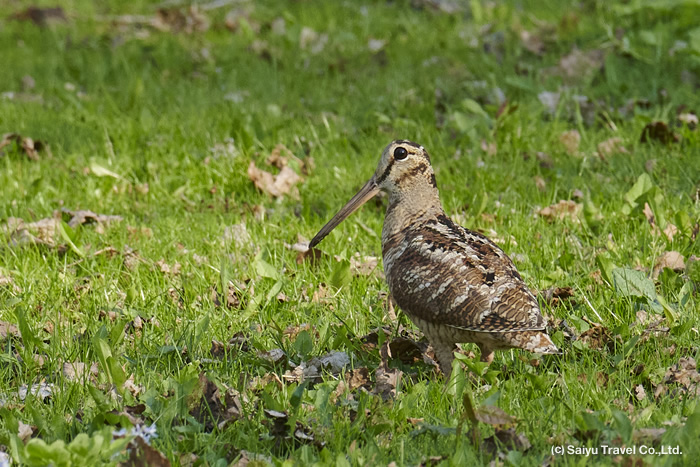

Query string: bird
[309,140,560,379]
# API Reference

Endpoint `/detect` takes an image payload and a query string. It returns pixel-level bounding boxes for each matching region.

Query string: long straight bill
[309,178,380,248]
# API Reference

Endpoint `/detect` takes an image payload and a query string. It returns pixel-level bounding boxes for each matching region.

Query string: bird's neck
[382,186,444,240]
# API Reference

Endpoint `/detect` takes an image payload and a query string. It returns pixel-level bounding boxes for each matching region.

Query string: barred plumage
[309,140,559,378]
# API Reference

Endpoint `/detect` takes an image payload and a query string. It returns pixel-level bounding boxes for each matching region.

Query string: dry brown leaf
[155,259,181,276]
[258,348,286,365]
[285,236,325,265]
[653,251,685,278]
[539,287,575,306]
[222,223,252,249]
[266,143,296,169]
[349,253,380,276]
[3,216,60,247]
[0,274,21,294]
[224,8,260,34]
[634,384,646,401]
[597,137,628,159]
[299,27,328,54]
[211,282,242,309]
[678,112,698,128]
[480,140,497,156]
[537,200,581,222]
[640,121,680,144]
[482,428,531,456]
[554,48,605,84]
[519,30,544,55]
[63,361,99,383]
[247,161,302,199]
[0,321,20,340]
[0,133,51,160]
[533,175,546,191]
[579,323,614,351]
[152,6,209,34]
[475,405,517,428]
[662,223,679,242]
[345,367,371,391]
[373,341,402,399]
[559,130,581,156]
[63,209,123,228]
[9,7,65,27]
[657,357,700,400]
[125,436,171,467]
[17,420,35,442]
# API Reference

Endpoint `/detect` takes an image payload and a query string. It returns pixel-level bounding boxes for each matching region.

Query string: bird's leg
[477,344,494,364]
[433,342,457,381]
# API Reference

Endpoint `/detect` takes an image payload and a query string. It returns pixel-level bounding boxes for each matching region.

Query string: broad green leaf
[58,221,85,257]
[293,330,313,358]
[611,268,656,300]
[330,259,352,289]
[461,98,489,119]
[596,255,618,285]
[253,254,281,280]
[623,173,654,206]
[89,160,123,179]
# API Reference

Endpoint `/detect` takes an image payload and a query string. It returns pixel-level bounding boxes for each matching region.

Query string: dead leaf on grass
[3,216,60,247]
[155,259,181,276]
[258,348,286,365]
[597,137,628,159]
[0,321,20,340]
[373,341,402,399]
[224,7,260,34]
[653,251,685,279]
[152,6,209,34]
[283,351,351,383]
[345,367,371,391]
[211,282,243,309]
[0,273,21,294]
[678,112,698,129]
[63,361,99,383]
[247,161,302,199]
[263,408,324,450]
[299,27,328,54]
[17,420,35,442]
[124,436,171,467]
[634,384,646,401]
[0,133,51,160]
[285,236,325,265]
[537,200,581,222]
[482,427,531,456]
[559,130,581,156]
[658,357,700,400]
[539,287,575,306]
[222,223,252,249]
[349,253,380,276]
[9,6,66,27]
[578,322,614,351]
[519,30,545,55]
[640,121,680,144]
[549,48,605,84]
[18,382,54,401]
[62,209,123,230]
[475,405,517,428]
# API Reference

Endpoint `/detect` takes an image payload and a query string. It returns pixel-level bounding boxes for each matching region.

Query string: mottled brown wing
[383,215,545,333]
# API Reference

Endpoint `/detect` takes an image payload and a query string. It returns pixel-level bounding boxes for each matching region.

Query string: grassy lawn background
[1,0,699,465]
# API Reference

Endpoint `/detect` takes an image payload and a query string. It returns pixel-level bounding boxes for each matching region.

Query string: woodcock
[309,140,560,378]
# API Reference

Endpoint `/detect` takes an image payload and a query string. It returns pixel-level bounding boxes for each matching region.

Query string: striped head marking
[308,139,439,248]
[374,140,438,197]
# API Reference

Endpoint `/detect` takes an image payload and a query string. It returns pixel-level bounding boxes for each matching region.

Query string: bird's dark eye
[394,147,408,160]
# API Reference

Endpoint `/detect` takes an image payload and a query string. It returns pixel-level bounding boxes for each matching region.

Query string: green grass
[1,0,699,465]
